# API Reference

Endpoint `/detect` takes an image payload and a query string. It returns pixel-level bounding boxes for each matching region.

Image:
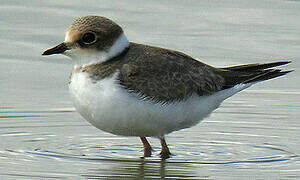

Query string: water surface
[1,0,300,179]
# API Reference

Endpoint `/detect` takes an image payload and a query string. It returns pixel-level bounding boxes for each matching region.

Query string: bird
[42,15,292,159]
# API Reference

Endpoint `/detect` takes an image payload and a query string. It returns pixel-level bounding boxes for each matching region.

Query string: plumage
[43,15,292,159]
[72,42,291,104]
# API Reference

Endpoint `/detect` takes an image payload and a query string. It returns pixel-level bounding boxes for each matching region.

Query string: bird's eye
[81,32,97,44]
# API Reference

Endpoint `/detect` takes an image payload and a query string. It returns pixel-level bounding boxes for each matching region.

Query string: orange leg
[140,137,152,157]
[159,137,171,159]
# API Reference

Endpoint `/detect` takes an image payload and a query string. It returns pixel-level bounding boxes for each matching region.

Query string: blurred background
[0,0,299,179]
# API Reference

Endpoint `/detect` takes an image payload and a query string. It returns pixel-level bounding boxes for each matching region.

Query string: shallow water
[1,0,300,179]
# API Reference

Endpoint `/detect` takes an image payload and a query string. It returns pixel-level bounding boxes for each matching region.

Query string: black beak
[42,42,69,56]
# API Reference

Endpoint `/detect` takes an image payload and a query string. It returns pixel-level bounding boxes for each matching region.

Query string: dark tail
[220,61,293,89]
[222,61,291,71]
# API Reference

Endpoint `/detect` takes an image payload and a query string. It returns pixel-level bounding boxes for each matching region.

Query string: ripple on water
[1,103,299,178]
[0,140,297,179]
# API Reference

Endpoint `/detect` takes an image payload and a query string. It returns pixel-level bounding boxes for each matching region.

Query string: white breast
[69,71,253,137]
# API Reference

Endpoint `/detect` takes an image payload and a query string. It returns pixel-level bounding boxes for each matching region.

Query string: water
[1,0,300,179]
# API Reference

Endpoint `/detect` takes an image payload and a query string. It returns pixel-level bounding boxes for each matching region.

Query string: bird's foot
[140,137,153,158]
[159,150,171,160]
[143,147,153,157]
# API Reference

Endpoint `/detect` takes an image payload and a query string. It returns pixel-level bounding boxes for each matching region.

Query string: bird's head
[42,15,129,65]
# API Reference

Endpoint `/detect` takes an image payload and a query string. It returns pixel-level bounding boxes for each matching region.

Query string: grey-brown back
[77,43,291,104]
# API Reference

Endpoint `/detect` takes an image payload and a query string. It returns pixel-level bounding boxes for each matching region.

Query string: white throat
[64,33,129,66]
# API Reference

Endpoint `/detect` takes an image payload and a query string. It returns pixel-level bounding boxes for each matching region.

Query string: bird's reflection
[81,158,206,179]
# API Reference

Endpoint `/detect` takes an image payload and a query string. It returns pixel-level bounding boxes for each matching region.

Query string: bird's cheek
[63,48,95,61]
[63,48,83,60]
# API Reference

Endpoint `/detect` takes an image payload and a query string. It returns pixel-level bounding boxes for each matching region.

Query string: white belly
[69,71,252,137]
